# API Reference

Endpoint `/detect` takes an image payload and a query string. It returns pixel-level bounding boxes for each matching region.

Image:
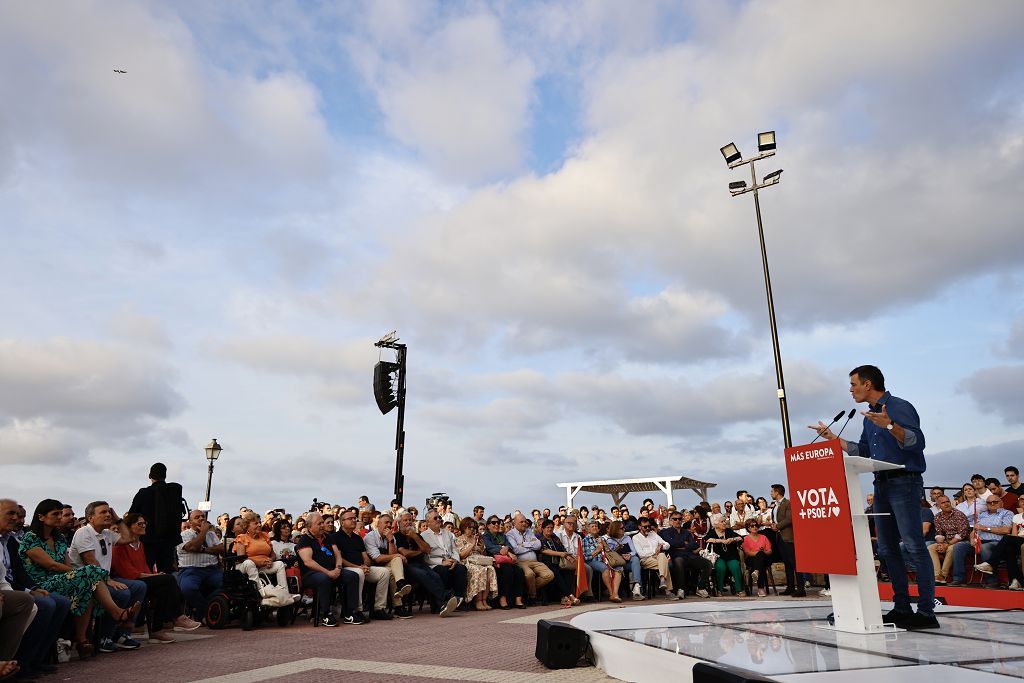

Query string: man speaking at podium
[810,365,938,630]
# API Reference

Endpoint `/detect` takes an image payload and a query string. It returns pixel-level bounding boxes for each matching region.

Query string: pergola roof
[556,475,717,495]
[556,474,718,509]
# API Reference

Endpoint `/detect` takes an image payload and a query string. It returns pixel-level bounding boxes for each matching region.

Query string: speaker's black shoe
[882,609,913,627]
[905,612,940,630]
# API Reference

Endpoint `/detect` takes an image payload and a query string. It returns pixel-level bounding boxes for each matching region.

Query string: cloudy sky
[3,1,1024,521]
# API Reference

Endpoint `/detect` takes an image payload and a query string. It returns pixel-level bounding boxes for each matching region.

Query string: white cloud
[346,8,534,182]
[0,2,332,198]
[960,366,1024,425]
[0,338,185,464]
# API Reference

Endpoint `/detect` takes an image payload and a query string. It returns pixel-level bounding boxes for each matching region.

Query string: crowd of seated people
[5,463,1024,678]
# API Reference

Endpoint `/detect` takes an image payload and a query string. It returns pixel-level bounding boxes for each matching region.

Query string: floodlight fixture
[720,143,741,165]
[729,181,747,191]
[762,169,783,183]
[758,131,776,153]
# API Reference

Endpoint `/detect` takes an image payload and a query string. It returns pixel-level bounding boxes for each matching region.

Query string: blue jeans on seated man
[105,578,147,639]
[177,566,223,621]
[952,540,997,583]
[16,592,71,674]
[404,561,453,607]
[873,473,935,616]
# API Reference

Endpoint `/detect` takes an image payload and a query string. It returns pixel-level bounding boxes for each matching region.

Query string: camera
[425,492,450,511]
[309,497,320,513]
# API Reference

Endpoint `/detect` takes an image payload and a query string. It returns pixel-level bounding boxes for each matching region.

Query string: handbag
[257,577,295,607]
[559,555,576,570]
[467,554,494,567]
[699,546,719,565]
[493,553,514,565]
[605,550,626,568]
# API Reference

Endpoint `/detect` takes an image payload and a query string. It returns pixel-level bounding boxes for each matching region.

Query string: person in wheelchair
[233,512,293,599]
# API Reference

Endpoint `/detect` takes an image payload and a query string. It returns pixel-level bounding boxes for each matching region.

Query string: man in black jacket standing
[129,462,184,572]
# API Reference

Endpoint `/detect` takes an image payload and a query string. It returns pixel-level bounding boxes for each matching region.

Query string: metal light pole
[374,332,408,506]
[204,438,222,504]
[721,131,792,449]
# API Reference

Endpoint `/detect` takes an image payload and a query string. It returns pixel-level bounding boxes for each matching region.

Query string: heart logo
[830,506,841,517]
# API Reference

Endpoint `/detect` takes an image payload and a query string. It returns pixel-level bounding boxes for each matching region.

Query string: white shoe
[675,588,685,600]
[1010,579,1023,591]
[666,589,680,600]
[631,584,644,600]
[696,589,709,598]
[974,562,994,574]
[819,588,831,597]
[659,578,668,590]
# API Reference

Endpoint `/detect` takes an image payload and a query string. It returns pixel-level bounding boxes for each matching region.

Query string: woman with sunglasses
[112,513,200,643]
[584,520,622,602]
[481,517,526,609]
[18,499,141,659]
[742,519,773,597]
[454,518,497,610]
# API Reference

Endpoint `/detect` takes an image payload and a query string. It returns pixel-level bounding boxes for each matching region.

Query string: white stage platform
[571,600,1024,682]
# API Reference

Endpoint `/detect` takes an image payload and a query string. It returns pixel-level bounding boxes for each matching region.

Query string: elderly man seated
[949,498,1012,586]
[176,510,224,623]
[420,511,468,610]
[363,513,414,619]
[506,514,553,605]
[3,496,68,679]
[393,512,459,616]
[332,509,394,621]
[296,512,362,626]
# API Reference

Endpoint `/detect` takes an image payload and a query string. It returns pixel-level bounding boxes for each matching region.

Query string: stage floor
[571,599,1023,682]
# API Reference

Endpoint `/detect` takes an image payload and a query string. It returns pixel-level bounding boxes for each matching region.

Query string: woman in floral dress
[454,519,497,610]
[19,499,140,659]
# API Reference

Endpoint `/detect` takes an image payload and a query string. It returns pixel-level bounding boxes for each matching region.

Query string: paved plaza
[57,602,625,683]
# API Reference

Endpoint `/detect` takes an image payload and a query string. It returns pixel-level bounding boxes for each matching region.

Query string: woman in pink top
[742,520,773,597]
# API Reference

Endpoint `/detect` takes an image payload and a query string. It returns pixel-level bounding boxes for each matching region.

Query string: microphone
[835,409,857,439]
[810,411,846,444]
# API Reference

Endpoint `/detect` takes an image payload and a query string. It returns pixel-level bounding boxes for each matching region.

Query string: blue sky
[2,1,1024,521]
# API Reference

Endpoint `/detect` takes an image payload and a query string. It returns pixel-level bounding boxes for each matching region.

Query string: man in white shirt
[420,511,467,607]
[507,514,553,604]
[632,517,675,597]
[363,513,414,619]
[972,474,994,502]
[70,501,144,651]
[729,491,756,535]
[176,510,224,622]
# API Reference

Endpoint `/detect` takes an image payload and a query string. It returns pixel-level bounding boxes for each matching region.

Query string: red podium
[785,439,903,634]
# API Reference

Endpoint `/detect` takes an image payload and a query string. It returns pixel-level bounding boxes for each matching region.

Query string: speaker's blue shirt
[847,391,926,473]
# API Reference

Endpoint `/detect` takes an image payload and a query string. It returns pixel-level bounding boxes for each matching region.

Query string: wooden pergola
[556,475,717,511]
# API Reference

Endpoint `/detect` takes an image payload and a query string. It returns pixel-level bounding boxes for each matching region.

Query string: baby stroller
[205,554,295,630]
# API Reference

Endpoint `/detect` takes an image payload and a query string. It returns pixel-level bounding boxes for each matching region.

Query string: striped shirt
[177,529,220,568]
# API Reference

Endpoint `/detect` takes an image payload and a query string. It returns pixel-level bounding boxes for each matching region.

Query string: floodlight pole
[375,333,408,506]
[724,143,792,450]
[747,159,792,449]
[392,343,408,506]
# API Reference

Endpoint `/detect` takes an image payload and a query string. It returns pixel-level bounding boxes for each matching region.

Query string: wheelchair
[205,554,295,631]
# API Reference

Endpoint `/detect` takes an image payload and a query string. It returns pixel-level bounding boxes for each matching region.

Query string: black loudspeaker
[692,662,776,683]
[535,619,588,669]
